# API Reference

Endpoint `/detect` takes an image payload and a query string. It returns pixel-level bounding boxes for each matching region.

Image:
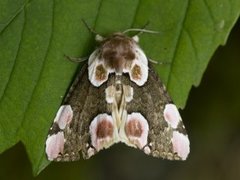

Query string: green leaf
[0,0,239,176]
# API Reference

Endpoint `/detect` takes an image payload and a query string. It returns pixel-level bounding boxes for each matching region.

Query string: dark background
[0,19,239,180]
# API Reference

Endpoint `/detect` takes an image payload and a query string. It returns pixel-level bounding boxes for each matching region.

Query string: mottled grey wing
[46,64,111,161]
[122,66,189,160]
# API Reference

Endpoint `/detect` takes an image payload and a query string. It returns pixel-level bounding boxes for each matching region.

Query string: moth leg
[148,58,170,65]
[64,54,88,63]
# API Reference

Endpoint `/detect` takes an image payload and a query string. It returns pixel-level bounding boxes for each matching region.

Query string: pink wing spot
[171,131,190,160]
[45,132,64,161]
[125,112,149,148]
[89,114,115,151]
[54,105,73,130]
[164,104,182,129]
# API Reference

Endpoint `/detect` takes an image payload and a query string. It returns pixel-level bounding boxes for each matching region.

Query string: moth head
[99,33,137,74]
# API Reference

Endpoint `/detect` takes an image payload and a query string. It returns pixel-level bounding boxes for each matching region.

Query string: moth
[45,27,190,161]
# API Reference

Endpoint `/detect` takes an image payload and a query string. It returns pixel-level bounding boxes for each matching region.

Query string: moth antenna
[123,21,159,36]
[64,54,88,63]
[125,21,150,35]
[142,21,150,29]
[81,19,105,41]
[81,19,98,35]
[148,58,170,65]
[123,29,160,34]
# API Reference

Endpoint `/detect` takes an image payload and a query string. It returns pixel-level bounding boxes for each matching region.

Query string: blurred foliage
[0,0,240,178]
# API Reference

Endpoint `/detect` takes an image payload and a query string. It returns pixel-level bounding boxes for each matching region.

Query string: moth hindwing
[45,32,190,161]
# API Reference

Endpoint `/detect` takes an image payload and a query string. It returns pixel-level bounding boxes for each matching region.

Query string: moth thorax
[101,34,136,73]
[113,75,122,103]
[115,75,122,84]
[104,56,126,74]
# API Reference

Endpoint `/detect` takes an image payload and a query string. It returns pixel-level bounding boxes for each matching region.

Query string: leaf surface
[0,0,239,175]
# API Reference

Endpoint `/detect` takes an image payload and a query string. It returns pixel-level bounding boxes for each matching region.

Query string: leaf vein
[92,0,104,29]
[0,0,30,35]
[129,0,141,28]
[184,27,199,63]
[16,1,55,138]
[166,0,190,88]
[0,10,26,104]
[202,0,216,25]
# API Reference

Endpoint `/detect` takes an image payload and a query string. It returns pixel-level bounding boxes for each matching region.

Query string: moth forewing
[45,32,190,161]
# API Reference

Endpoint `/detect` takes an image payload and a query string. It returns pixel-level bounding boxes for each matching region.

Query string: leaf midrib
[166,0,190,88]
